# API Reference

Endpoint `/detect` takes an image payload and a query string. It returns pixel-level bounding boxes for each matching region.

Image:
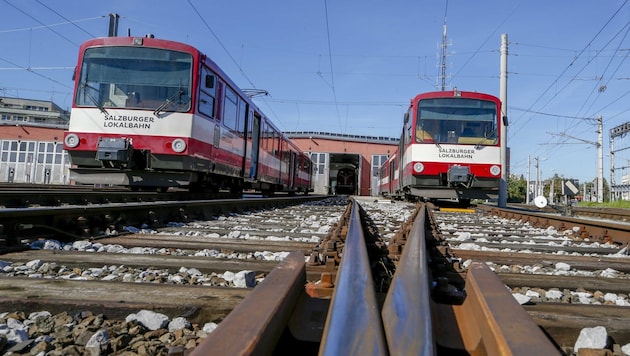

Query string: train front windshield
[75,46,192,112]
[416,98,498,145]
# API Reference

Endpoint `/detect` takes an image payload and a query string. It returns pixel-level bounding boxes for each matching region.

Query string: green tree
[507,174,527,202]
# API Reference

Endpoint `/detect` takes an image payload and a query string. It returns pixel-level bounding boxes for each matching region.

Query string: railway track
[1,196,629,354]
[433,205,630,354]
[0,196,347,355]
[0,184,247,208]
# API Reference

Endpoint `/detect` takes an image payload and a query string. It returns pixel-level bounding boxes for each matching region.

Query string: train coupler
[96,137,133,165]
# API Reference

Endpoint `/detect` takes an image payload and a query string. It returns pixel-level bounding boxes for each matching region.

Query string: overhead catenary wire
[34,0,98,38]
[322,0,344,134]
[0,56,73,90]
[185,0,257,90]
[186,0,293,130]
[509,0,629,139]
[0,16,103,34]
[2,0,81,47]
[576,22,630,118]
[449,1,522,89]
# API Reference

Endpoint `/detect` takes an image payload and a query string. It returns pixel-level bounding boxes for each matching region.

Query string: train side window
[274,131,281,156]
[261,121,270,151]
[237,99,247,137]
[205,75,215,89]
[199,67,217,119]
[404,111,412,145]
[223,86,238,131]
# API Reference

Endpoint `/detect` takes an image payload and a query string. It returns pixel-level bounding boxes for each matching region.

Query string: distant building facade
[286,131,398,196]
[0,97,70,184]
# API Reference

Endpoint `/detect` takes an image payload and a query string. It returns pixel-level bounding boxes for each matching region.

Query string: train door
[289,151,296,189]
[399,114,409,189]
[241,107,250,177]
[389,159,396,194]
[249,112,261,179]
[356,158,362,195]
[371,155,388,196]
[310,152,328,195]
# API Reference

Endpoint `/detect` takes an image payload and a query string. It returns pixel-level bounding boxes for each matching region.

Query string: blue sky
[0,0,628,185]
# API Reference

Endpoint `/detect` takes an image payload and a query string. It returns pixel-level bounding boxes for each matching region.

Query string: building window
[371,154,389,177]
[310,152,327,175]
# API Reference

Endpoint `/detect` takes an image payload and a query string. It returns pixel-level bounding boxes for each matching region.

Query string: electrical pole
[526,155,531,204]
[498,34,508,208]
[547,115,604,203]
[549,171,555,204]
[534,156,540,198]
[597,116,603,203]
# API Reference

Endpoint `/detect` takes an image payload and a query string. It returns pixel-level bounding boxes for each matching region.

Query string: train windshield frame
[416,97,498,145]
[75,46,193,112]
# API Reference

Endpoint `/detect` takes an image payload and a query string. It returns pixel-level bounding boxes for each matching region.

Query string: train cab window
[417,98,498,145]
[415,118,437,143]
[76,46,192,111]
[199,67,217,119]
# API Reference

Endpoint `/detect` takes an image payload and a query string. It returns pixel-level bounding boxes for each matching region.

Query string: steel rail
[190,251,306,356]
[318,200,388,355]
[453,262,561,355]
[381,203,435,355]
[479,205,630,244]
[0,195,325,244]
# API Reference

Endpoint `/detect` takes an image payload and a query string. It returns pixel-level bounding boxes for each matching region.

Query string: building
[0,97,70,184]
[286,132,398,196]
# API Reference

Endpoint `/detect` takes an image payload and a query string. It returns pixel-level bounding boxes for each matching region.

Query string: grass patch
[578,201,630,209]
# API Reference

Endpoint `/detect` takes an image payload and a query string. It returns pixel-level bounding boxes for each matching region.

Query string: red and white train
[378,89,503,203]
[63,36,312,194]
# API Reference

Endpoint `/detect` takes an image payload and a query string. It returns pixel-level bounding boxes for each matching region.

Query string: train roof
[79,36,201,57]
[410,89,501,104]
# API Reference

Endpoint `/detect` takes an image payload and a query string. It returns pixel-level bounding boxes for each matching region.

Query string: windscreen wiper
[153,89,185,116]
[81,82,109,116]
[475,130,496,149]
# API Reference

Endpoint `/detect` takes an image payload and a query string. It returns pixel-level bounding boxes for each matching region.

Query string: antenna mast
[440,23,447,90]
[439,0,449,91]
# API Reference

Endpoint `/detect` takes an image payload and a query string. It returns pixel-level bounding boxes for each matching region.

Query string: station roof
[286,131,399,145]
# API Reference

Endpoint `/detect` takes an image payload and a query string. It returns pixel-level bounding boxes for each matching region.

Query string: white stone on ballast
[574,326,608,353]
[545,290,563,300]
[512,293,530,305]
[555,262,570,271]
[168,317,192,332]
[234,270,256,288]
[126,310,169,331]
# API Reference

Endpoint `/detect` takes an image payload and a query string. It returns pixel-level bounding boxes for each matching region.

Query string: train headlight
[171,138,187,153]
[413,162,424,174]
[65,134,80,148]
[490,165,501,176]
